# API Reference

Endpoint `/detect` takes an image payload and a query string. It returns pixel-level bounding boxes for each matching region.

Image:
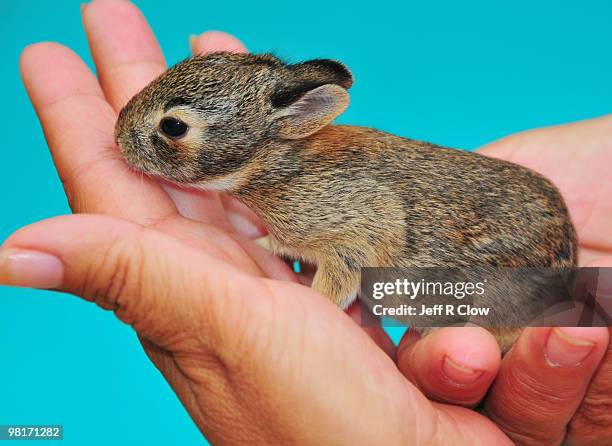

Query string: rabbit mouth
[116,129,165,177]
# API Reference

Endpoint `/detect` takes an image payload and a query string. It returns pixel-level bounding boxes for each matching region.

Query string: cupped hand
[396,115,612,444]
[2,0,513,444]
[478,121,612,446]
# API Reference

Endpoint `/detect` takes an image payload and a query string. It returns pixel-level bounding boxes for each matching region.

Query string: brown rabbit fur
[115,52,577,351]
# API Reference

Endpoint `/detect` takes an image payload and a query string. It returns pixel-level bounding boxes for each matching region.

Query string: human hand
[479,120,612,445]
[396,118,612,445]
[3,0,513,444]
[2,214,516,445]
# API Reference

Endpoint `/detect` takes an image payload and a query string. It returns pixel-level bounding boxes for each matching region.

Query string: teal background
[1,0,611,444]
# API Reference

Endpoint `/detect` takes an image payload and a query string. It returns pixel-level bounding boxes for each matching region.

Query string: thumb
[0,214,257,352]
[2,216,515,445]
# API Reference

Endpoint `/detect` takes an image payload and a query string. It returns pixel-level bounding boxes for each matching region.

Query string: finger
[346,301,396,358]
[221,195,267,239]
[162,183,234,229]
[579,246,612,266]
[484,327,609,445]
[0,214,259,353]
[194,29,260,238]
[0,217,511,445]
[191,31,247,55]
[161,182,268,238]
[567,328,612,446]
[252,282,511,446]
[19,43,175,221]
[188,30,248,227]
[396,327,501,406]
[567,257,612,446]
[83,0,166,111]
[434,404,515,446]
[84,1,255,233]
[84,4,253,229]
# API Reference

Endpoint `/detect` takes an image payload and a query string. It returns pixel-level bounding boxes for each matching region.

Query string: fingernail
[546,327,595,367]
[0,249,63,289]
[193,31,247,55]
[442,355,484,384]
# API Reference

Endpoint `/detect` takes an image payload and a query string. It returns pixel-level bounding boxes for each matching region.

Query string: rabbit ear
[288,59,353,90]
[271,59,352,109]
[272,83,349,140]
[270,59,352,139]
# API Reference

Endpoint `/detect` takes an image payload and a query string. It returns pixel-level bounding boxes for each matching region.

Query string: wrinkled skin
[3,1,612,445]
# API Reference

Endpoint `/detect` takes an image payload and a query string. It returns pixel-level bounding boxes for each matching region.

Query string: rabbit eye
[160,118,188,138]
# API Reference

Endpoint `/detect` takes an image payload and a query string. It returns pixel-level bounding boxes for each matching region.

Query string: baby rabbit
[115,53,576,349]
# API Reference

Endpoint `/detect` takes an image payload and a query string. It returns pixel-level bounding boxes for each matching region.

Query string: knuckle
[81,232,145,321]
[574,393,612,428]
[510,363,582,406]
[483,367,572,444]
